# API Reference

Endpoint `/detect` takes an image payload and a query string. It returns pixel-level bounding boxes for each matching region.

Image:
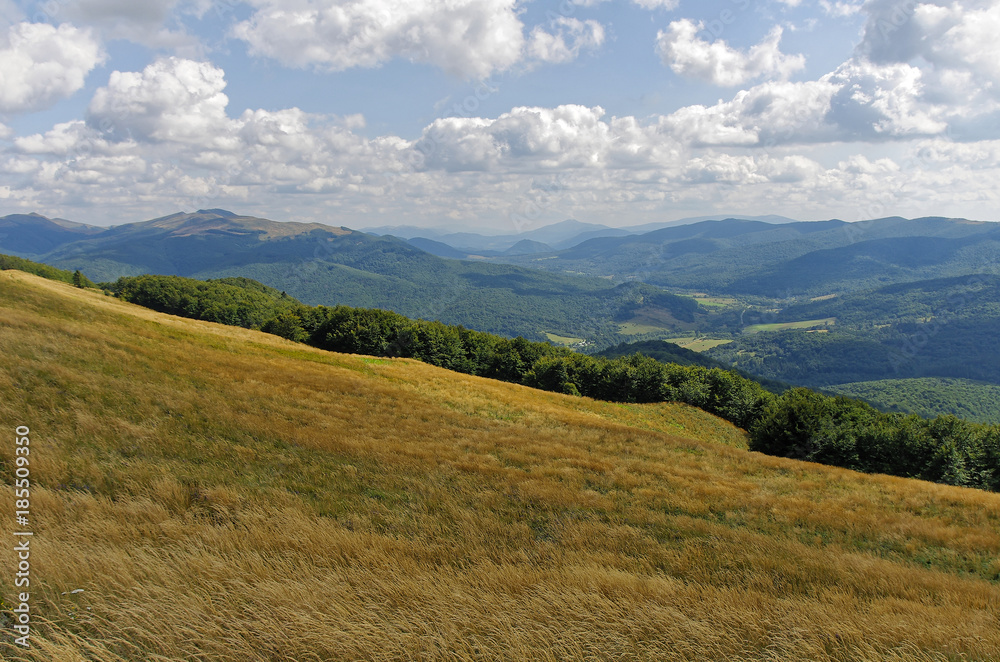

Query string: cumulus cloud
[412,104,692,174]
[656,19,805,86]
[233,0,529,79]
[59,0,201,50]
[15,121,101,156]
[847,1,1000,136]
[658,78,840,146]
[820,1,863,17]
[527,17,605,65]
[0,22,104,113]
[827,59,947,137]
[86,57,232,145]
[859,1,1000,86]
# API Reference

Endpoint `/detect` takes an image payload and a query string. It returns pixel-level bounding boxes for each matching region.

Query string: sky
[0,0,998,231]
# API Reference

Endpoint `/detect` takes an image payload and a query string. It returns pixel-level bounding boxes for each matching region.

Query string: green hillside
[829,378,1000,424]
[2,270,1000,661]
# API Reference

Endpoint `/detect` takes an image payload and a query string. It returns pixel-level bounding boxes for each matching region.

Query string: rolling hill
[828,378,1000,424]
[2,270,1000,660]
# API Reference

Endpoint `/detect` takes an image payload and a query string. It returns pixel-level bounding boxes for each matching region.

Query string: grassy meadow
[1,271,999,660]
[742,318,837,335]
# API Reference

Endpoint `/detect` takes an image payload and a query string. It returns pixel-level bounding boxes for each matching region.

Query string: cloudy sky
[1,0,998,231]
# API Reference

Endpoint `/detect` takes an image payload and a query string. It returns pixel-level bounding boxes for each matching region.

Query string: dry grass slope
[0,271,999,661]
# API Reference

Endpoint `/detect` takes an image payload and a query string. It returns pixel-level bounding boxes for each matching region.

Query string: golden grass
[1,271,999,661]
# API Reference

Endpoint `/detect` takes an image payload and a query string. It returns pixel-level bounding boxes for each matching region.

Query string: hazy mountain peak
[125,210,356,240]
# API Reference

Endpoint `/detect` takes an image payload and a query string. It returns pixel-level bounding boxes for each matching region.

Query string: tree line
[0,253,96,288]
[102,273,1000,492]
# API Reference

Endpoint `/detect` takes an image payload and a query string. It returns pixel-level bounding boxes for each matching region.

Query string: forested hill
[708,274,1000,388]
[596,339,791,394]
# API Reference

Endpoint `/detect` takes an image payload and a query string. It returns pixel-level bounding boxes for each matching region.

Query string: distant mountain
[369,219,627,253]
[404,236,470,259]
[367,215,802,255]
[0,212,103,256]
[495,216,1000,297]
[554,227,633,250]
[4,209,703,343]
[36,208,356,279]
[503,239,553,256]
[513,220,615,248]
[620,214,798,234]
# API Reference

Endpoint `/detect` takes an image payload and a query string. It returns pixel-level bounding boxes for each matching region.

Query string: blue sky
[1,0,998,231]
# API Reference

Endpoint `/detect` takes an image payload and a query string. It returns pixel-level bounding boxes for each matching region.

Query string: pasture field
[743,318,836,335]
[543,332,585,346]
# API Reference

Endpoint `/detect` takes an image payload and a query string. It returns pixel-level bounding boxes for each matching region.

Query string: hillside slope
[2,272,999,660]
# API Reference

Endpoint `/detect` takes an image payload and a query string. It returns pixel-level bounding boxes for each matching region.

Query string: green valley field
[2,271,1000,660]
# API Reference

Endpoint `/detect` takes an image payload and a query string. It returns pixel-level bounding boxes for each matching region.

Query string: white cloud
[0,22,104,113]
[234,0,529,79]
[820,1,863,17]
[411,104,692,174]
[15,121,100,156]
[571,0,678,8]
[658,78,840,146]
[860,0,1000,88]
[86,57,232,145]
[59,0,201,51]
[827,59,947,137]
[527,17,605,65]
[631,0,679,8]
[656,19,805,86]
[846,1,1000,136]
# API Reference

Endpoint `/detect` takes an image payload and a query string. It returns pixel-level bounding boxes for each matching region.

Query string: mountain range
[367,214,798,253]
[0,208,701,343]
[491,216,1000,297]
